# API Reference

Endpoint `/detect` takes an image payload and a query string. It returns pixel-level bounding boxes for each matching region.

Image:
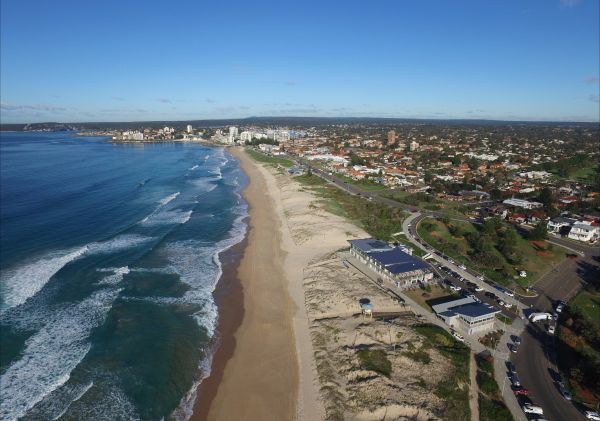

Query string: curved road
[295,158,600,421]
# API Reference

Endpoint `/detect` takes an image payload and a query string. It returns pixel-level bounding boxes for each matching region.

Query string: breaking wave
[0,235,152,313]
[159,192,180,206]
[0,288,121,421]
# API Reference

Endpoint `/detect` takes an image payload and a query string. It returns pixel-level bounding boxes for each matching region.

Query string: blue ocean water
[0,132,247,420]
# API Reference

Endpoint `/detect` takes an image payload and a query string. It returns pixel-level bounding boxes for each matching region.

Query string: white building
[409,141,419,151]
[503,198,543,209]
[274,130,290,143]
[567,222,600,243]
[186,124,193,133]
[547,217,576,233]
[228,126,238,144]
[432,296,500,335]
[240,131,253,142]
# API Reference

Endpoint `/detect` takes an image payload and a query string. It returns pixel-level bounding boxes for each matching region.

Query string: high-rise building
[240,131,253,142]
[186,124,193,133]
[387,130,397,145]
[228,126,238,143]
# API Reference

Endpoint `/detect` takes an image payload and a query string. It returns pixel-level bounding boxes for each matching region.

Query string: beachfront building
[432,297,500,334]
[186,124,193,133]
[228,126,238,144]
[348,239,433,289]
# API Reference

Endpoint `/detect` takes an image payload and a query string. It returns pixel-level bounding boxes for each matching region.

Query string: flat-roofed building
[432,297,500,334]
[348,239,433,289]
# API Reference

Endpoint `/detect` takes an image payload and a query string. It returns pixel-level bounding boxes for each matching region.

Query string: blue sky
[1,0,598,123]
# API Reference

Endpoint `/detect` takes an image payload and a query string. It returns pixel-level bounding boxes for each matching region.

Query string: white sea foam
[189,165,199,171]
[97,267,130,285]
[0,234,151,313]
[159,192,180,206]
[140,209,193,226]
[61,380,140,421]
[24,379,93,420]
[0,288,120,421]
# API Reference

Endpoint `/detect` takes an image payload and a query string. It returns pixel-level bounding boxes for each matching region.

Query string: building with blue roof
[432,297,500,334]
[348,238,433,289]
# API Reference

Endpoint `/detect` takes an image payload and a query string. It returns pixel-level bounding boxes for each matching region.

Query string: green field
[417,218,565,287]
[334,173,387,191]
[245,148,294,167]
[571,290,600,330]
[383,191,467,215]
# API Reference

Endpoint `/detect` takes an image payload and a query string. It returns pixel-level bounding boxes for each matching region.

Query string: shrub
[357,349,392,377]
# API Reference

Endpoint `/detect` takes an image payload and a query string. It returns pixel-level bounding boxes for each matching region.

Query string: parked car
[548,325,555,335]
[513,387,530,396]
[513,336,522,346]
[506,361,517,374]
[511,375,521,387]
[477,275,485,281]
[459,264,466,270]
[552,312,559,320]
[522,404,543,415]
[452,331,465,342]
[585,411,600,420]
[474,286,484,292]
[448,259,455,264]
[556,302,565,313]
[559,385,572,401]
[505,290,515,297]
[450,285,462,292]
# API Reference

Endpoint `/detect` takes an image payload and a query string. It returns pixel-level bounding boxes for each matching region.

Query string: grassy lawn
[245,148,294,167]
[383,191,467,215]
[417,218,566,288]
[334,173,387,191]
[571,290,600,330]
[413,324,471,421]
[404,285,456,311]
[357,349,392,377]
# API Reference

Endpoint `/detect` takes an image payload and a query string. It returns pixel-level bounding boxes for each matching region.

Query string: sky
[1,0,599,123]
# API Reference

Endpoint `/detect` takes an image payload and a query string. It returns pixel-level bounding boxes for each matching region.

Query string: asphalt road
[294,156,600,420]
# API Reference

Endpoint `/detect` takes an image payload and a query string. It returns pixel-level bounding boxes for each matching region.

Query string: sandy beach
[192,147,299,421]
[193,146,456,421]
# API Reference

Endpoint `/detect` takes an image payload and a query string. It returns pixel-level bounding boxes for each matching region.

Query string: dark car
[506,361,517,374]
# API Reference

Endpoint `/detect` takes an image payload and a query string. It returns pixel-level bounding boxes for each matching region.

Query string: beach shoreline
[190,146,299,421]
[188,236,246,421]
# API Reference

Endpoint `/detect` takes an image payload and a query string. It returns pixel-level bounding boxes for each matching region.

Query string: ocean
[0,132,247,420]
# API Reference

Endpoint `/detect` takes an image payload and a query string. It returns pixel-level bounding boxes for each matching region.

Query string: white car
[585,411,600,421]
[522,404,543,415]
[498,300,507,307]
[474,286,484,292]
[450,285,462,292]
[548,325,555,335]
[448,259,455,264]
[505,290,515,297]
[452,331,465,342]
[477,275,485,281]
[459,264,466,270]
[556,303,565,313]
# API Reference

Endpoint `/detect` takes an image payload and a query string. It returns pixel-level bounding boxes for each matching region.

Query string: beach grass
[357,349,392,377]
[412,323,471,421]
[475,354,512,421]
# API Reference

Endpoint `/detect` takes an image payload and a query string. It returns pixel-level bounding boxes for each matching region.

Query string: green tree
[528,222,548,241]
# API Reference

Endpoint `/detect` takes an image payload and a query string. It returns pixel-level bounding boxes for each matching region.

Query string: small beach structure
[359,299,374,317]
[348,238,434,289]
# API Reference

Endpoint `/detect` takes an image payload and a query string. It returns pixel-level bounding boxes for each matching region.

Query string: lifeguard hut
[359,298,374,318]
